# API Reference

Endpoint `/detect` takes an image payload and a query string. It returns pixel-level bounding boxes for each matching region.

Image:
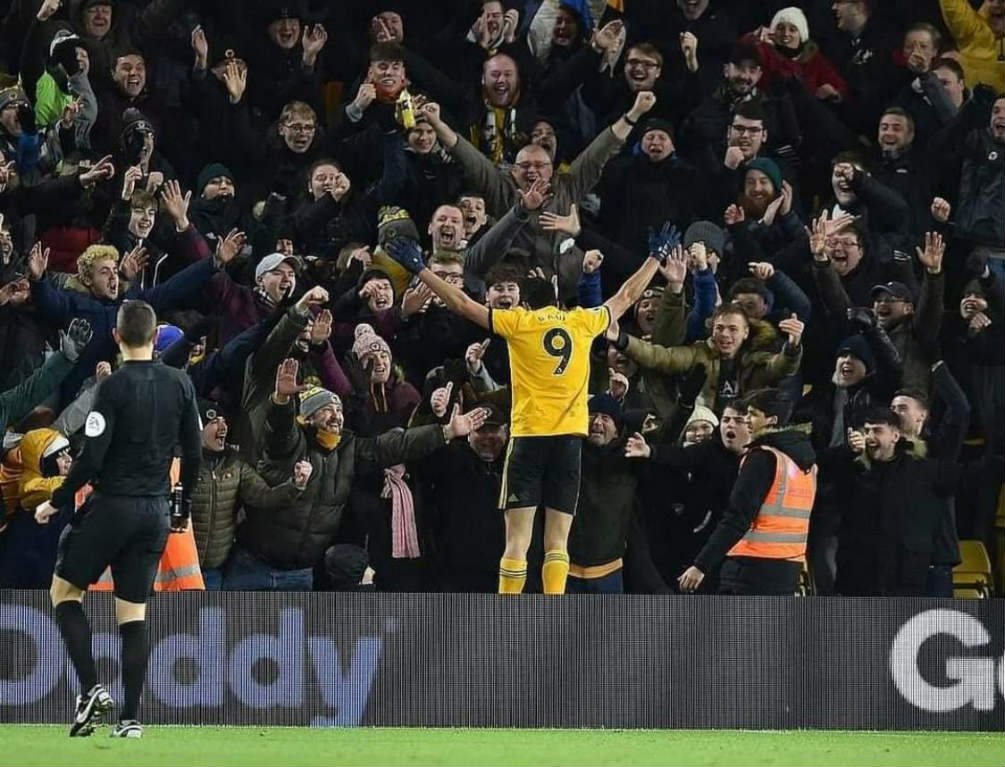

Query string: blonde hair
[77,245,120,282]
[280,101,316,125]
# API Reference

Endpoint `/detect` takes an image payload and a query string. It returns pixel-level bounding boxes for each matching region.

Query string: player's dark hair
[521,276,556,309]
[116,300,157,347]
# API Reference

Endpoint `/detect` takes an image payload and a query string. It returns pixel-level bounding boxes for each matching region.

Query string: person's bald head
[511,144,553,189]
[483,53,519,107]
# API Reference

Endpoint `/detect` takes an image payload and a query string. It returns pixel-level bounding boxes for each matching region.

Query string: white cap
[254,253,300,282]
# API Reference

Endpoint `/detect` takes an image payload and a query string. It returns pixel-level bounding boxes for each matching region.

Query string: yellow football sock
[542,550,570,595]
[498,557,527,594]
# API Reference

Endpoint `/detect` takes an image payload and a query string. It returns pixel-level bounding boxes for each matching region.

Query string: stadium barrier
[1,591,1002,731]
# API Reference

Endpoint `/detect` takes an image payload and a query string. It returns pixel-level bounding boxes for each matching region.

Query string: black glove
[59,318,93,362]
[847,306,876,333]
[677,363,707,407]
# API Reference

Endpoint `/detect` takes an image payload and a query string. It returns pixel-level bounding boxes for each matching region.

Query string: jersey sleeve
[572,306,611,338]
[489,307,524,339]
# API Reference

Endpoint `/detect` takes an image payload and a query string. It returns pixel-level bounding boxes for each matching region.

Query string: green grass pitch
[0,726,1000,766]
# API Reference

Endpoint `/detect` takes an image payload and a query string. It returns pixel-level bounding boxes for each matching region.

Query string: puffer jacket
[622,333,802,411]
[239,397,448,570]
[938,0,1005,91]
[15,428,68,512]
[191,447,303,570]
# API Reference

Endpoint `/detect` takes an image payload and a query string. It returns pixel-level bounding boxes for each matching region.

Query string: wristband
[623,113,637,126]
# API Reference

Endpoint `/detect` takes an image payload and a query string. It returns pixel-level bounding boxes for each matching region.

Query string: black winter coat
[242,397,446,570]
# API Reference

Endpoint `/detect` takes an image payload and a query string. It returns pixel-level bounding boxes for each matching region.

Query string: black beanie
[837,334,876,374]
[589,392,623,429]
[197,163,235,196]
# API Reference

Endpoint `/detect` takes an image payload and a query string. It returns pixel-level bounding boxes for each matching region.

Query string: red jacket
[746,37,849,101]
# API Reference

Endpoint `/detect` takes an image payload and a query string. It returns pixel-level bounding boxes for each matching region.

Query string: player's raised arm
[385,237,490,329]
[603,223,681,322]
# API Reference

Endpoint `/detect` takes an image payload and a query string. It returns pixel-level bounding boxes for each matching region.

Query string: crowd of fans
[0,0,1002,595]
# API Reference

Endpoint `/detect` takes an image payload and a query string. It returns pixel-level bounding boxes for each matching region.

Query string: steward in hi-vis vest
[679,388,817,596]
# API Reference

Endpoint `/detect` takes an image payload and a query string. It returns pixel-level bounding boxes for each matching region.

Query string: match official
[34,300,202,738]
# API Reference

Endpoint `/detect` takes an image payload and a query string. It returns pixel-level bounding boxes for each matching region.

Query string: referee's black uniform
[51,359,201,602]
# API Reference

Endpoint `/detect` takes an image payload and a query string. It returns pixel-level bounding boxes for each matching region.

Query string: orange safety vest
[728,446,817,563]
[81,459,204,592]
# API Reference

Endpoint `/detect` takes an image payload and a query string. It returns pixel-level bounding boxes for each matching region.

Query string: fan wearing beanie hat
[683,405,718,446]
[833,335,875,388]
[351,323,421,420]
[197,163,236,200]
[739,157,783,221]
[745,6,848,102]
[587,393,622,446]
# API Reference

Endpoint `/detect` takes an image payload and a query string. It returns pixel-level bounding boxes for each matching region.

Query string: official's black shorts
[500,435,582,515]
[55,493,170,603]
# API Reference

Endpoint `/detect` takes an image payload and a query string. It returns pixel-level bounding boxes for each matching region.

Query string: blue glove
[385,236,426,275]
[647,222,681,264]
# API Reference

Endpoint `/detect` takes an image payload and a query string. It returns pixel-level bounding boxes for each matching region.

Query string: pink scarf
[382,464,420,559]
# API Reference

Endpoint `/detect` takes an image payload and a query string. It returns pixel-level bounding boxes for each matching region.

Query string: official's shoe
[69,684,115,737]
[109,719,143,738]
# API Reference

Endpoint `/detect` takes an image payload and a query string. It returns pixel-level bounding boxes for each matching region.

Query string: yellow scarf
[315,431,341,451]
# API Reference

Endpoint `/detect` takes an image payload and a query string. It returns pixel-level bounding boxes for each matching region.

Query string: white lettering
[890,609,1000,712]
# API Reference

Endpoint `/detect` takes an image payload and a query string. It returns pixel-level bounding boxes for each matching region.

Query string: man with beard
[597,118,697,255]
[680,42,800,167]
[191,400,311,590]
[871,108,933,243]
[680,388,817,596]
[227,357,487,591]
[563,393,643,594]
[419,402,508,593]
[626,401,751,592]
[699,102,802,220]
[815,229,945,392]
[732,157,803,257]
[420,91,655,300]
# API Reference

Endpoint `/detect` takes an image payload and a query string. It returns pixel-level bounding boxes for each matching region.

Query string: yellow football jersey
[490,305,611,437]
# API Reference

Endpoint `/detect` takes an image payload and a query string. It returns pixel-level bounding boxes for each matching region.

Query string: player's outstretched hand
[386,237,426,274]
